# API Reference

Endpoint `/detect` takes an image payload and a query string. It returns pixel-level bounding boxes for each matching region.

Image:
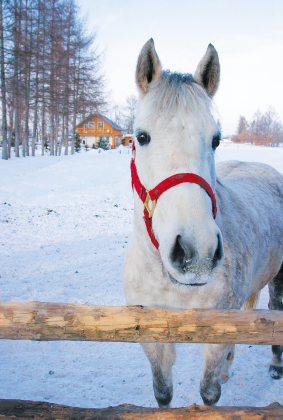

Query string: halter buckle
[144,192,157,218]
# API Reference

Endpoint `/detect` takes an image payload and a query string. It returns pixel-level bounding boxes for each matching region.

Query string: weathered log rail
[0,400,282,419]
[1,301,283,418]
[0,301,283,344]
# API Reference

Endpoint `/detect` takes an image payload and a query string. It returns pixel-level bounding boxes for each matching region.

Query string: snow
[1,143,283,408]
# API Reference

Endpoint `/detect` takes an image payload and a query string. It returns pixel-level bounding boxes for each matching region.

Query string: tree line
[1,0,106,160]
[232,108,283,147]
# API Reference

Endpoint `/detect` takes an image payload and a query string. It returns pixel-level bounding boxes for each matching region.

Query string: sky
[77,0,283,135]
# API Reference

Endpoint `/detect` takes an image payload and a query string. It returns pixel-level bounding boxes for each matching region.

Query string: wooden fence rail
[1,301,283,419]
[0,301,283,344]
[0,400,282,419]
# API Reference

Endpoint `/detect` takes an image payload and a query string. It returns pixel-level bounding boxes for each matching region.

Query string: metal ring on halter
[144,191,157,218]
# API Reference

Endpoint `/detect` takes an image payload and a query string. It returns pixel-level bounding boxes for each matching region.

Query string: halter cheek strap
[130,141,217,251]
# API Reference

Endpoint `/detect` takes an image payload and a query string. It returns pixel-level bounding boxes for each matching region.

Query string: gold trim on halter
[144,191,157,218]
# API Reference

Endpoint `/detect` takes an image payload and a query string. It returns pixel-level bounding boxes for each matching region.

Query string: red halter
[130,141,217,251]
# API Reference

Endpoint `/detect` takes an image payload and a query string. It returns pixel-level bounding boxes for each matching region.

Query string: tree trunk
[71,50,78,155]
[54,109,59,156]
[59,113,64,156]
[71,122,75,154]
[31,0,41,156]
[0,0,8,159]
[48,0,56,156]
[14,0,20,158]
[64,114,68,155]
[23,0,31,157]
[40,2,46,157]
[50,113,54,155]
[41,98,45,156]
[64,3,72,156]
[8,108,13,158]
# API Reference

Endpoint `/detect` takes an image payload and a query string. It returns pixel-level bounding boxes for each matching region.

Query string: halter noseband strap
[130,141,217,251]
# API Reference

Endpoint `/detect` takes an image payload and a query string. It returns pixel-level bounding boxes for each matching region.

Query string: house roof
[77,113,124,131]
[96,114,124,131]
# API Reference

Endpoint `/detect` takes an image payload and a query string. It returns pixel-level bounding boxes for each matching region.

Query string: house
[76,114,124,149]
[121,134,134,147]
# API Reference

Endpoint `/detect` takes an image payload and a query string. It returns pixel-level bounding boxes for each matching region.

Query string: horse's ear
[194,44,220,98]
[136,39,162,95]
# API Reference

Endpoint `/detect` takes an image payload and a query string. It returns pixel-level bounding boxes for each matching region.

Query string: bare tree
[31,0,41,156]
[123,94,137,133]
[23,0,34,157]
[13,0,21,157]
[0,0,8,159]
[236,115,249,135]
[110,103,124,127]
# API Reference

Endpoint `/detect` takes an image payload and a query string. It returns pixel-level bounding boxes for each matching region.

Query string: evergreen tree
[97,137,108,150]
[74,133,81,152]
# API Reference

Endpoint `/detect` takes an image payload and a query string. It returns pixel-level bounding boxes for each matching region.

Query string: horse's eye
[136,131,151,146]
[212,134,221,150]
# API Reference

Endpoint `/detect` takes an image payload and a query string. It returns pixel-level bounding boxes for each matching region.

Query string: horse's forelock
[143,70,212,123]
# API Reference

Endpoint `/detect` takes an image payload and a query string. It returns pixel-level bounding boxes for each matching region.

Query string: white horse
[123,39,283,407]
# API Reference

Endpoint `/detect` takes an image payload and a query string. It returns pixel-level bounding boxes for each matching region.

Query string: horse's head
[133,39,224,287]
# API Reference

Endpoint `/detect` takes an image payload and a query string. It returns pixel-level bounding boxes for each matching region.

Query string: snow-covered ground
[1,142,283,408]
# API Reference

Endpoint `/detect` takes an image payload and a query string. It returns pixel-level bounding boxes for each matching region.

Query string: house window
[82,140,85,145]
[83,124,87,128]
[115,137,119,147]
[88,122,94,128]
[97,122,104,129]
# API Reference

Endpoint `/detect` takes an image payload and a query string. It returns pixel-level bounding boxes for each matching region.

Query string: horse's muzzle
[167,232,224,285]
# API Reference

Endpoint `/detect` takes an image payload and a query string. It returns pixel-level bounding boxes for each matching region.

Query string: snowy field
[1,142,283,409]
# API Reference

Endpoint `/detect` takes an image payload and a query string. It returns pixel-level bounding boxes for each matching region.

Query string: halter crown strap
[130,141,217,251]
[149,173,217,217]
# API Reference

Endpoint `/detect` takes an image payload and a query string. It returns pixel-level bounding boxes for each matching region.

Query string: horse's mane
[143,70,212,122]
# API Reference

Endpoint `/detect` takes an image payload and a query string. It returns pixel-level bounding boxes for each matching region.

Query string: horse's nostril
[171,236,184,266]
[170,234,223,273]
[170,235,194,270]
[213,234,223,266]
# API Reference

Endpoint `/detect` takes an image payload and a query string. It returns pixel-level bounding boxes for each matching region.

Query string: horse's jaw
[167,270,212,287]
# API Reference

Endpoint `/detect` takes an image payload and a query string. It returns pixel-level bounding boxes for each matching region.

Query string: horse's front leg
[141,343,176,408]
[200,343,232,405]
[221,344,235,383]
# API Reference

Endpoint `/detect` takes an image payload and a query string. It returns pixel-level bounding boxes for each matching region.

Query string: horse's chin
[167,271,211,287]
